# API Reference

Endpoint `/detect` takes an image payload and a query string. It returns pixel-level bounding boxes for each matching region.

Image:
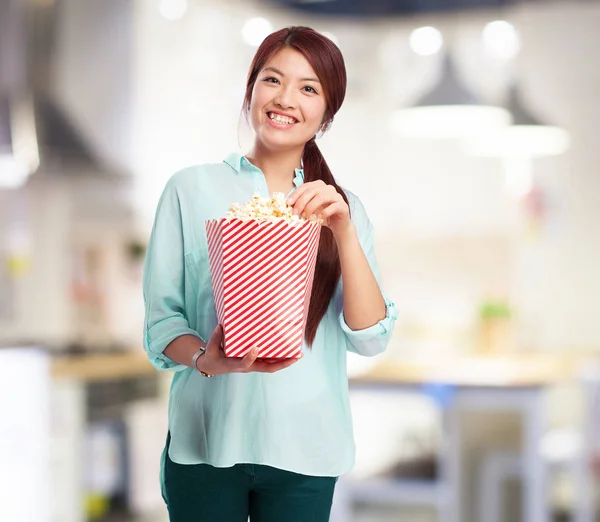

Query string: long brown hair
[242,26,349,346]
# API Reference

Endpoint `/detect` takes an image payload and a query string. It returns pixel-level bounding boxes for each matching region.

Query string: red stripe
[222,220,280,262]
[225,280,304,343]
[224,255,306,322]
[206,220,226,322]
[206,220,221,255]
[226,288,305,352]
[223,224,301,288]
[262,329,304,358]
[205,221,222,319]
[227,311,303,357]
[226,284,305,344]
[226,285,305,349]
[225,271,305,338]
[223,223,311,299]
[208,219,322,358]
[223,223,319,357]
[224,260,304,326]
[302,227,321,298]
[274,339,304,359]
[249,317,304,358]
[223,227,313,314]
[228,314,303,358]
[222,218,263,248]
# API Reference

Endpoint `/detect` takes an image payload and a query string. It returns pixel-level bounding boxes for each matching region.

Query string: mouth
[266,111,299,127]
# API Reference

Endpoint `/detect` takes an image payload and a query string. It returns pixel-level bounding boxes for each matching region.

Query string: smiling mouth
[267,112,298,125]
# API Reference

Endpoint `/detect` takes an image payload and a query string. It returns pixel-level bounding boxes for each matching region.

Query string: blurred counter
[51,352,154,382]
[351,354,588,387]
[50,351,591,385]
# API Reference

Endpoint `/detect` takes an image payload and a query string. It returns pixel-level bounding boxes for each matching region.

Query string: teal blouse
[143,153,397,480]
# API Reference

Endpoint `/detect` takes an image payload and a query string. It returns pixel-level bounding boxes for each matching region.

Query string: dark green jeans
[164,438,337,522]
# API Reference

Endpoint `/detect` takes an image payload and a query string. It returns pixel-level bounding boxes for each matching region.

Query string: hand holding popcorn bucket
[205,193,322,359]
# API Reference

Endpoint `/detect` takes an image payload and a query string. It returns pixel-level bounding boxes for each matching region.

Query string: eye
[303,85,318,94]
[263,77,280,84]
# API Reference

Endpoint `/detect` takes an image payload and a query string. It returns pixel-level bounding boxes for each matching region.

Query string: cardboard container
[205,218,321,358]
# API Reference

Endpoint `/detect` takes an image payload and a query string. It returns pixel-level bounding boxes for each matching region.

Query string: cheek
[304,102,328,132]
[249,87,269,127]
[249,102,261,129]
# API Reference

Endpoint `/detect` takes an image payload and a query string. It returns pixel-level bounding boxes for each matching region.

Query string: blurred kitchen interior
[1,0,600,521]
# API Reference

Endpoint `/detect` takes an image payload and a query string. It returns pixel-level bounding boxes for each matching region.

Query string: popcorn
[225,192,320,223]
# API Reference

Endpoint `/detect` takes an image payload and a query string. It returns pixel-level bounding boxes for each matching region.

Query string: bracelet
[192,347,213,378]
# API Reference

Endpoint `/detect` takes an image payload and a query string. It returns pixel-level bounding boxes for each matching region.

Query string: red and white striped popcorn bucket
[205,218,321,359]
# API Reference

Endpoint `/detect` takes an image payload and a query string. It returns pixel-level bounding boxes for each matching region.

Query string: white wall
[510,2,600,351]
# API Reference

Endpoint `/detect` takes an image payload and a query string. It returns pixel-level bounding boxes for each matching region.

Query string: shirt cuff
[145,320,204,372]
[149,351,188,372]
[339,294,398,341]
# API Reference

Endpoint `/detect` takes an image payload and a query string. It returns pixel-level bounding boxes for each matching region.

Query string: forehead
[263,47,318,79]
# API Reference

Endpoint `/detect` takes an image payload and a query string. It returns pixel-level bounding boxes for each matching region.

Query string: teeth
[269,113,295,124]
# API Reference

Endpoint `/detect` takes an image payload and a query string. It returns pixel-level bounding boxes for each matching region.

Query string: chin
[260,134,305,152]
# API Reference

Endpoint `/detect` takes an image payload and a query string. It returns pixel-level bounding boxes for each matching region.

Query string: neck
[246,142,303,188]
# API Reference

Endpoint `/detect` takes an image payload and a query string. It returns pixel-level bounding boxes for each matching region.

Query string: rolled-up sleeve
[338,193,398,357]
[142,177,202,371]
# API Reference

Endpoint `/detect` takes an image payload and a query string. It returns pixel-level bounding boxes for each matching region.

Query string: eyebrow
[263,66,321,83]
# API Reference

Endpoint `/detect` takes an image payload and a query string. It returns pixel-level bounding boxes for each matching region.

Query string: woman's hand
[196,325,302,375]
[286,181,353,239]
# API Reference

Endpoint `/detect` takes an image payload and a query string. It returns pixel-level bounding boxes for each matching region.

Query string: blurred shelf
[51,352,154,382]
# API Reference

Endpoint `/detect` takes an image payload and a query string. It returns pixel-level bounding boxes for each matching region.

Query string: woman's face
[249,47,328,152]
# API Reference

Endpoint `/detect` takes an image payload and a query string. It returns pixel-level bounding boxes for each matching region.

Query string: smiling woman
[142,25,397,522]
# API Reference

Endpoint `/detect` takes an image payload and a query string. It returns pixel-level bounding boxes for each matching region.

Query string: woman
[143,26,397,522]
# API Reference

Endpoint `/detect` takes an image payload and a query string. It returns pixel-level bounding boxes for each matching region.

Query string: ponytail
[302,138,350,346]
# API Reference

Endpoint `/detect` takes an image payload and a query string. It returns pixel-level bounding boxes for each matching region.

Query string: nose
[273,85,296,110]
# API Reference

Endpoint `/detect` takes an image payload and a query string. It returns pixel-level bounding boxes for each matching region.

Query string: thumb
[241,346,260,368]
[206,324,223,353]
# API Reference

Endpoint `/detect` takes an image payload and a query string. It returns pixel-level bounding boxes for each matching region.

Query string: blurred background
[1,0,600,521]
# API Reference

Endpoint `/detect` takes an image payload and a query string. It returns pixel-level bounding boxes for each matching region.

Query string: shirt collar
[223,152,244,173]
[224,153,304,187]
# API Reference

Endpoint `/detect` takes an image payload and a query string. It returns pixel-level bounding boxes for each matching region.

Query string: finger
[264,359,299,373]
[291,189,317,217]
[259,358,282,364]
[239,346,260,370]
[259,353,302,364]
[206,324,223,354]
[286,185,306,205]
[286,180,323,206]
[251,357,300,373]
[319,201,348,220]
[303,193,336,219]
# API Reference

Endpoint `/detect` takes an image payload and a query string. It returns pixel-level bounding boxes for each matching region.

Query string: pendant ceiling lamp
[464,83,570,157]
[390,54,512,139]
[0,94,39,189]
